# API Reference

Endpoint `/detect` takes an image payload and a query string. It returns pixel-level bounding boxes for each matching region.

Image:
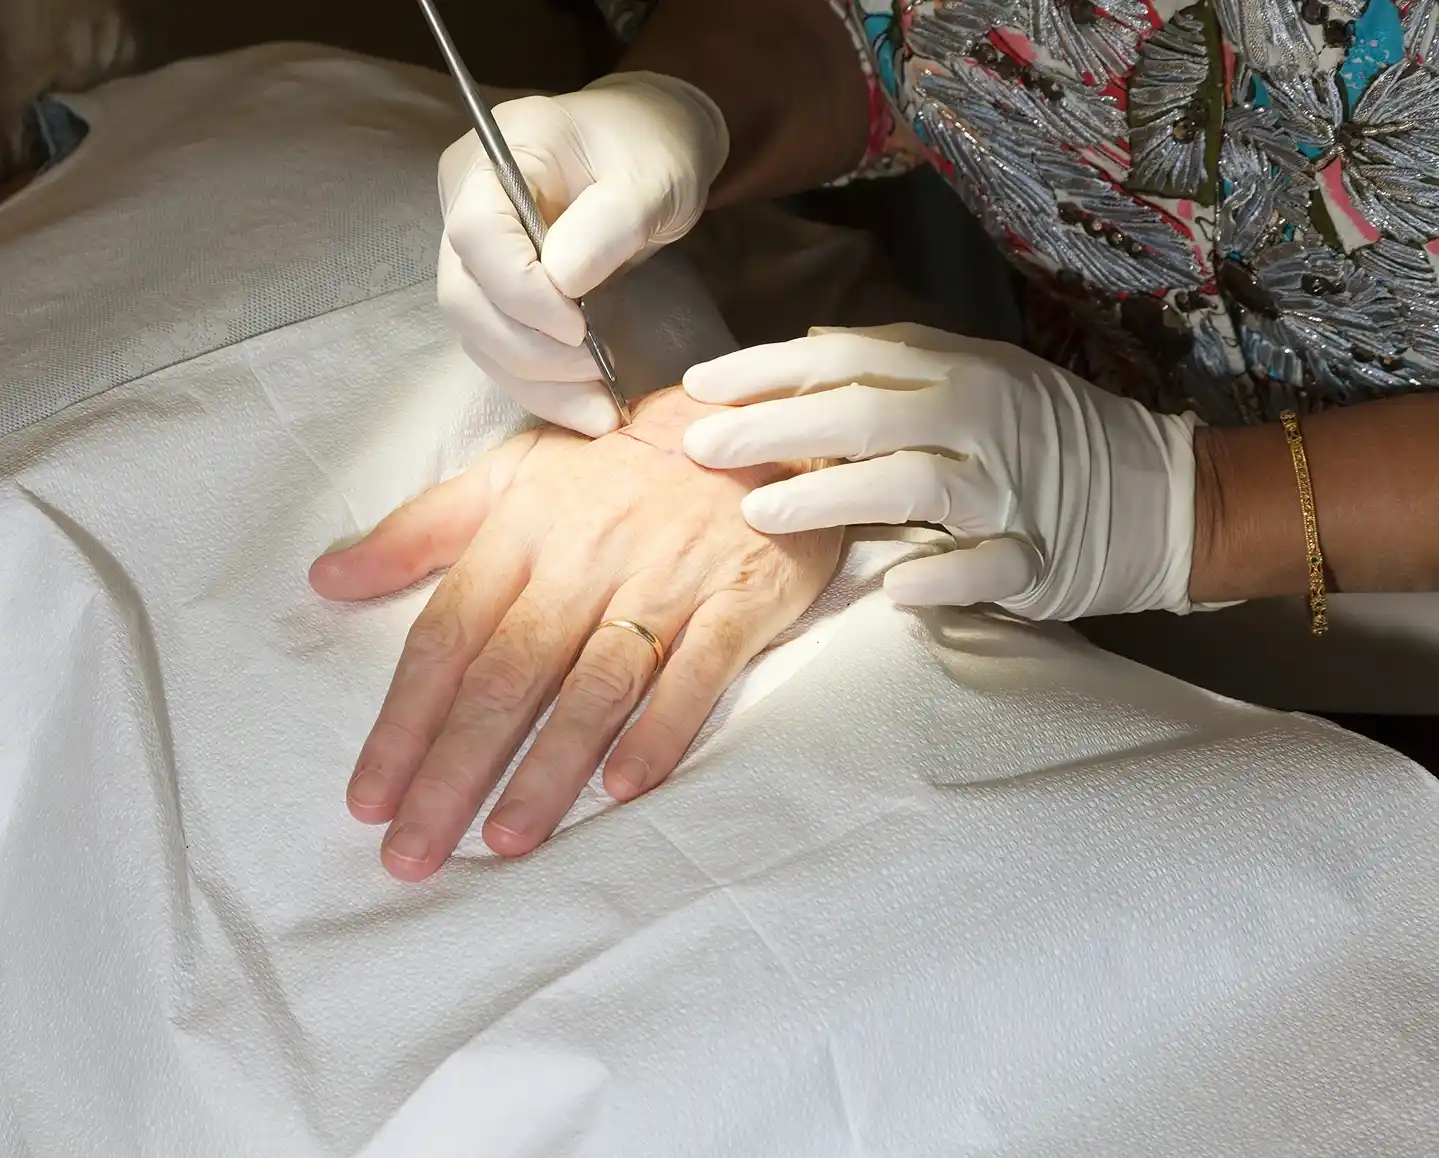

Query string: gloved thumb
[541,180,663,300]
[883,537,1041,608]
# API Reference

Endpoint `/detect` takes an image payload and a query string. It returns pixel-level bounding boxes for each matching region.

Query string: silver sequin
[1030,0,1150,81]
[1355,238,1439,371]
[912,0,1149,85]
[1337,62,1439,246]
[1182,318,1259,423]
[1212,0,1319,80]
[915,62,1203,291]
[1219,86,1318,257]
[1128,12,1213,198]
[1242,243,1416,399]
[909,5,1128,146]
[1402,0,1439,59]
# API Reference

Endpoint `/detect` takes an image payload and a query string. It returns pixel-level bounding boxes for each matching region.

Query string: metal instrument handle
[417,0,626,418]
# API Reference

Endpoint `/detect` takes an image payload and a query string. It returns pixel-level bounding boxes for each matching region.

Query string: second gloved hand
[681,324,1208,621]
[437,72,729,437]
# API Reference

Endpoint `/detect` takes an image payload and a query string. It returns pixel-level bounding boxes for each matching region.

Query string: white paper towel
[3,45,1439,1158]
[3,271,1439,1157]
[0,44,474,435]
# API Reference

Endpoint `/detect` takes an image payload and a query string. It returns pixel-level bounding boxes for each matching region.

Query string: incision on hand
[619,385,831,483]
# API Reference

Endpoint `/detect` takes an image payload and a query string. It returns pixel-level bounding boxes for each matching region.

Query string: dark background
[126,0,617,90]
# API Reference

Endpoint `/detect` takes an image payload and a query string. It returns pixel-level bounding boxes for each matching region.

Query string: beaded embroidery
[595,0,1439,423]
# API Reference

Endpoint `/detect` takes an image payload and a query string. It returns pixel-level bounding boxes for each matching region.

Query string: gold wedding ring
[593,619,665,668]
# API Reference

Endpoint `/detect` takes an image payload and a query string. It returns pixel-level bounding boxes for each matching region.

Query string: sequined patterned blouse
[597,0,1439,425]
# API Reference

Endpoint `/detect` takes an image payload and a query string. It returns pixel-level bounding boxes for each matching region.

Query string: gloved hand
[681,323,1210,621]
[437,72,730,437]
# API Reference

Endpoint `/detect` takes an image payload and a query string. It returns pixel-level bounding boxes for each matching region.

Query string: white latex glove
[681,324,1208,621]
[437,72,730,437]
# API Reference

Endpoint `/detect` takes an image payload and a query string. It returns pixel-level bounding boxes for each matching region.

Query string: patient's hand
[309,387,841,878]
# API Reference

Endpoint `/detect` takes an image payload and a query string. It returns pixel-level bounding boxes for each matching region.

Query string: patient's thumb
[308,454,508,602]
[883,537,1041,608]
[308,524,439,603]
[541,181,658,300]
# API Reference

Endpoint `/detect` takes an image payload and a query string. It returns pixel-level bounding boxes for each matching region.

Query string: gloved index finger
[682,331,951,405]
[445,164,588,347]
[683,383,943,469]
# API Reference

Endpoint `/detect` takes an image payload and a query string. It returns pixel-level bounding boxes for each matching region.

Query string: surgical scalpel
[416,0,631,426]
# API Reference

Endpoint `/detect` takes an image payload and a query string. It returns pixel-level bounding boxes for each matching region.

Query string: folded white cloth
[3,269,1439,1156]
[3,44,1438,1158]
[0,43,473,436]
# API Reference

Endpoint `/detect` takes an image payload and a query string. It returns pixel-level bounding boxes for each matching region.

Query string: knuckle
[838,381,887,430]
[466,319,535,378]
[407,771,477,819]
[708,612,752,663]
[913,382,955,428]
[894,448,946,491]
[494,94,556,133]
[365,718,429,762]
[817,333,878,380]
[568,649,645,710]
[680,621,748,690]
[660,656,725,720]
[459,653,535,714]
[631,712,689,763]
[435,263,467,318]
[405,570,475,660]
[713,540,778,597]
[485,263,540,318]
[669,655,716,700]
[570,500,636,558]
[444,210,482,261]
[405,610,468,665]
[447,209,514,278]
[439,132,476,173]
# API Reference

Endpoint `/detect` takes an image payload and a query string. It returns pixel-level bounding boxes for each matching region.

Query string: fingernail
[384,824,430,864]
[609,756,651,799]
[487,800,534,839]
[348,770,388,809]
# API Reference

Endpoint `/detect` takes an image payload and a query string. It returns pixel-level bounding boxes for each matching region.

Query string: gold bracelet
[1278,410,1329,636]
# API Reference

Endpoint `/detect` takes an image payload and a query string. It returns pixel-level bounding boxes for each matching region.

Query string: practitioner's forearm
[1190,393,1439,603]
[614,0,869,206]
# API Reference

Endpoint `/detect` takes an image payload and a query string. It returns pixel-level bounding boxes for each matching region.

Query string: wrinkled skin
[310,387,841,879]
